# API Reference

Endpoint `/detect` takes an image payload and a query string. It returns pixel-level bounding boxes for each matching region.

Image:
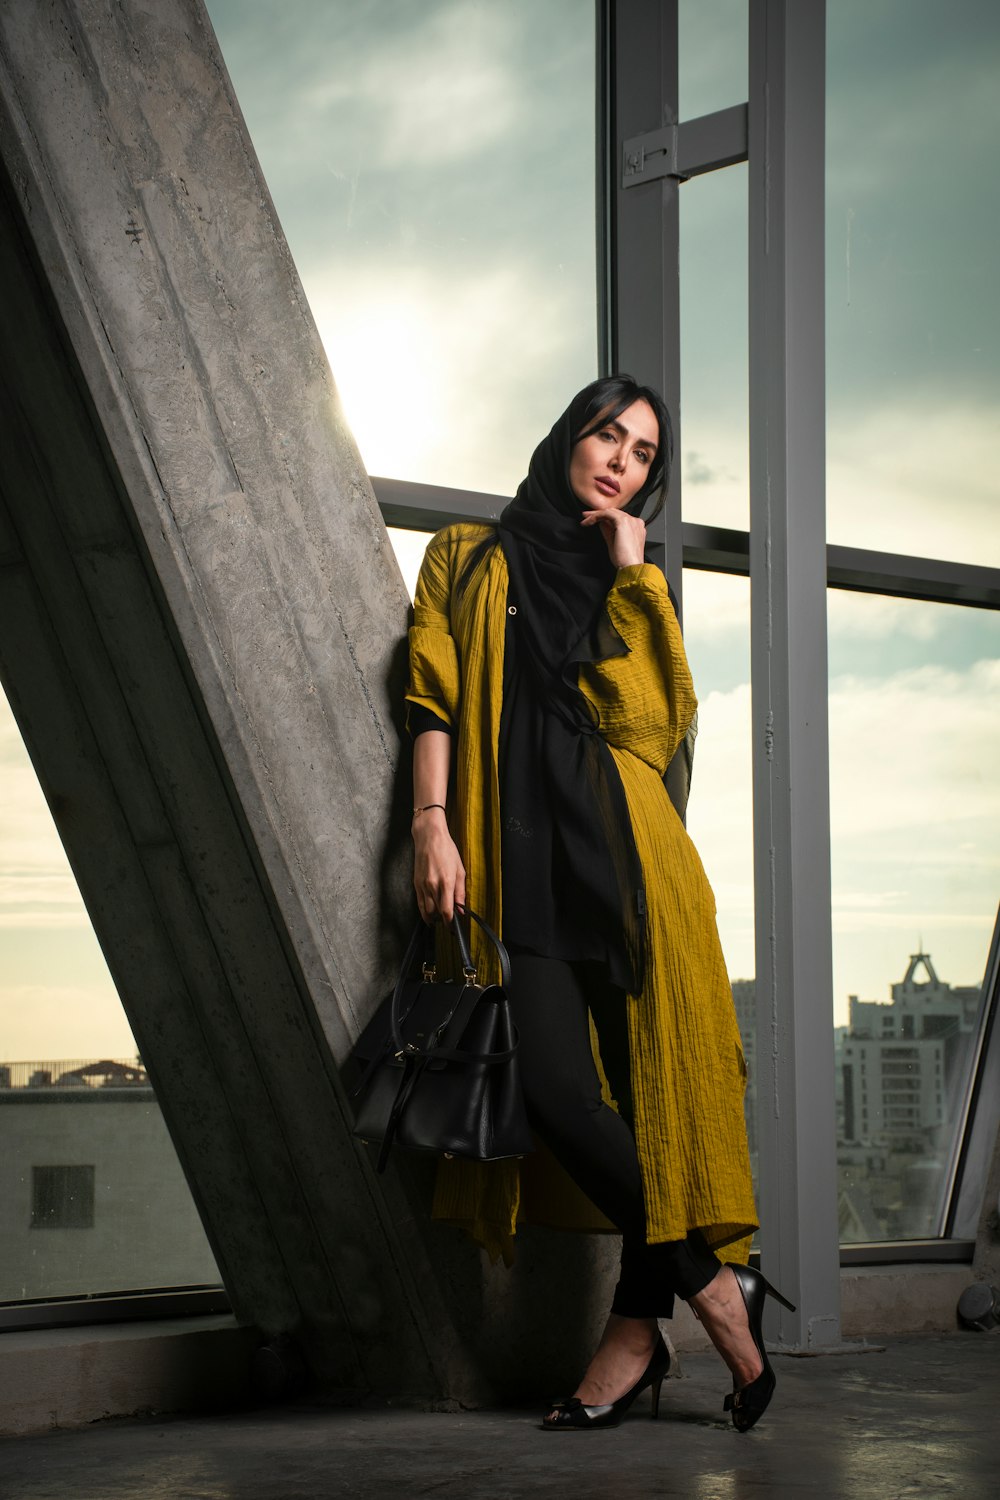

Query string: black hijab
[496,379,672,994]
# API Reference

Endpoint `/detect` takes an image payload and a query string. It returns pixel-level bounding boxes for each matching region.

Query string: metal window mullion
[608,0,682,616]
[748,0,841,1348]
[376,488,1000,609]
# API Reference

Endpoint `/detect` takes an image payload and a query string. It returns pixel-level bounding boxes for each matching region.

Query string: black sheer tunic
[409,598,618,969]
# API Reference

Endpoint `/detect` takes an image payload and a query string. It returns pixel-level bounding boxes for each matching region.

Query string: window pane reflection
[826,1,1000,565]
[828,590,1000,1239]
[679,166,749,532]
[205,0,598,495]
[0,689,220,1301]
[682,569,756,1193]
[679,0,747,119]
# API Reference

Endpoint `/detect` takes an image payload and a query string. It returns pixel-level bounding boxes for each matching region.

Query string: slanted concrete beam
[0,0,616,1401]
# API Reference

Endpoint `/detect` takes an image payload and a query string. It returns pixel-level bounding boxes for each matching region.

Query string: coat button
[508,605,517,615]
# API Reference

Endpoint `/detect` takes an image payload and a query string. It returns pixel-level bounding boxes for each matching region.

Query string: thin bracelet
[413,802,447,815]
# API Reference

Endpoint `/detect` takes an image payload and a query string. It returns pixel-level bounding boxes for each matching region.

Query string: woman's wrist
[412,804,448,836]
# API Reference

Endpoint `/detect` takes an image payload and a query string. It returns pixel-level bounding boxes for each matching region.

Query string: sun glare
[316,300,445,481]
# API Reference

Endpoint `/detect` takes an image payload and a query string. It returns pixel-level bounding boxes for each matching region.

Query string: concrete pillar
[0,0,615,1399]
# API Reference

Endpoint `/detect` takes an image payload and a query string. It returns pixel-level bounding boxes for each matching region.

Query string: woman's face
[568,398,659,512]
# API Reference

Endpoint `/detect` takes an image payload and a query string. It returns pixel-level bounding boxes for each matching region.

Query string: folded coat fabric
[406,522,756,1266]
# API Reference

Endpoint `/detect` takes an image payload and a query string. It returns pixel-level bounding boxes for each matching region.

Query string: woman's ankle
[602,1312,658,1350]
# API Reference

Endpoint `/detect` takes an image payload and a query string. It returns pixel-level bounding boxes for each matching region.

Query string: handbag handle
[452,902,511,989]
[389,903,511,1059]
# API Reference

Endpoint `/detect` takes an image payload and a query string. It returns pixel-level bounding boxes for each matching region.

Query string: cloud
[0,700,92,931]
[304,3,521,169]
[683,570,749,638]
[828,590,948,642]
[0,984,136,1063]
[684,681,755,983]
[310,259,594,493]
[829,655,1000,1000]
[684,451,719,486]
[827,399,999,565]
[676,421,749,532]
[829,657,1000,837]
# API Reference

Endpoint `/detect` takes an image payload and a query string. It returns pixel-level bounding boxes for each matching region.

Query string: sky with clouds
[2,0,997,1064]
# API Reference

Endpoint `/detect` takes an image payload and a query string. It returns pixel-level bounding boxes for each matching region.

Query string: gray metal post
[609,0,683,615]
[748,0,841,1347]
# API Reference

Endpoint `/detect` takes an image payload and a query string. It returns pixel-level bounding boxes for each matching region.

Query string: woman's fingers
[580,508,646,567]
[436,858,467,925]
[413,840,466,925]
[436,875,455,926]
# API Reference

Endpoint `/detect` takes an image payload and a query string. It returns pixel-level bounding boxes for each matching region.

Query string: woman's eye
[635,448,650,464]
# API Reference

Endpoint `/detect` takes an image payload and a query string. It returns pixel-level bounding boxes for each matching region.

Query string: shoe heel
[763,1277,796,1314]
[649,1375,664,1421]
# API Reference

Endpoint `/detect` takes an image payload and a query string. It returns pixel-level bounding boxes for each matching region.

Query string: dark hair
[569,374,674,521]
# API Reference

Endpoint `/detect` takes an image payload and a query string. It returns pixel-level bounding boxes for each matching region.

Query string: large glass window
[205,0,598,496]
[826,1,1000,566]
[825,1,1000,1245]
[828,591,1000,1239]
[0,688,219,1303]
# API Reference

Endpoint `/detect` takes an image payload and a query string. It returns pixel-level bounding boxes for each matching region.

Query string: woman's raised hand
[580,508,647,568]
[412,807,467,925]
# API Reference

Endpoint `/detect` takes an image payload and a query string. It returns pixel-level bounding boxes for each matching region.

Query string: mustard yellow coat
[406,524,756,1265]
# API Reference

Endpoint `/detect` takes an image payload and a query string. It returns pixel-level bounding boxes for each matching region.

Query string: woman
[405,375,792,1431]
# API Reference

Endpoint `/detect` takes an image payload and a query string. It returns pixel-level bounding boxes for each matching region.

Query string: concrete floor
[1,1335,997,1500]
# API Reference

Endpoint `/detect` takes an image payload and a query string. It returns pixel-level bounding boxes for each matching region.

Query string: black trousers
[506,949,720,1319]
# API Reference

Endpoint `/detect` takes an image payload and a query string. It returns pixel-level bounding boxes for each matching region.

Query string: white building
[841,953,981,1148]
[0,1059,219,1302]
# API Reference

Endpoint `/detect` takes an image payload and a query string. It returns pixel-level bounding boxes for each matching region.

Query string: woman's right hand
[412,808,466,925]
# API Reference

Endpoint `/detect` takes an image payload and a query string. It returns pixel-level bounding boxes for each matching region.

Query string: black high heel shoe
[723,1264,796,1432]
[542,1335,671,1430]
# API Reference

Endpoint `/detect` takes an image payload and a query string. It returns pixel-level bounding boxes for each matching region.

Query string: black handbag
[350,904,533,1173]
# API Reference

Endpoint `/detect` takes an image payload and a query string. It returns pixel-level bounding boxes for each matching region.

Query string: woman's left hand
[580,508,647,568]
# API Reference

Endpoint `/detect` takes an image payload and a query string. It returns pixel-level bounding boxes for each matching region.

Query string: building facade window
[30,1166,94,1230]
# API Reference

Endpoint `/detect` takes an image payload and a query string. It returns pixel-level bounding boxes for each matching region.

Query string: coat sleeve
[405,534,461,732]
[578,563,697,776]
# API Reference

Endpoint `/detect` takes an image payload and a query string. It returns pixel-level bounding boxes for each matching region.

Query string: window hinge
[621,125,686,189]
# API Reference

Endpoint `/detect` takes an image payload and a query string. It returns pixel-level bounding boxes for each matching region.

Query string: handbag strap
[388,919,434,1057]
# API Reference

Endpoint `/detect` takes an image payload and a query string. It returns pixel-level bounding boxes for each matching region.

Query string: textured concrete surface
[1,1335,998,1500]
[0,1318,256,1439]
